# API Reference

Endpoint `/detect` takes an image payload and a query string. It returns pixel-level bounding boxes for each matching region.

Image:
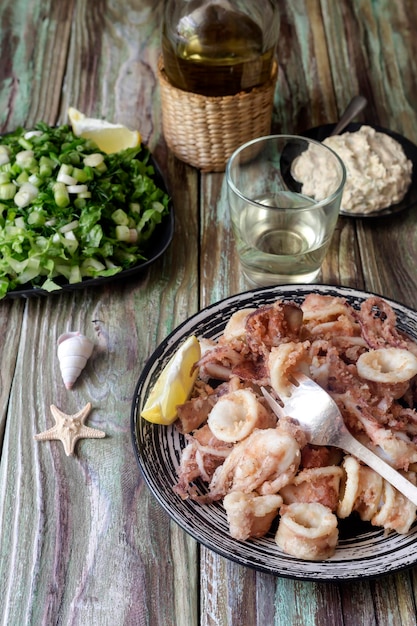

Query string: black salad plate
[302,122,417,218]
[4,155,174,299]
[131,284,417,582]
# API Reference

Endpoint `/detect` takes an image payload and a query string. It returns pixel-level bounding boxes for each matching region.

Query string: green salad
[0,122,170,298]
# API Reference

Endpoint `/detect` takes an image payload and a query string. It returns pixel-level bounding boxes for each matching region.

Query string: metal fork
[261,372,417,507]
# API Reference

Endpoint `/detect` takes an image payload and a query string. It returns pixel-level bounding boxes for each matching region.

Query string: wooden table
[1,1,417,624]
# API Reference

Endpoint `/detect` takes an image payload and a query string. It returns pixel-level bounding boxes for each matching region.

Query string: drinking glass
[225,135,346,285]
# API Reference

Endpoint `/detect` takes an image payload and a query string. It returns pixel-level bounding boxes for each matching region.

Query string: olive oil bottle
[162,0,279,97]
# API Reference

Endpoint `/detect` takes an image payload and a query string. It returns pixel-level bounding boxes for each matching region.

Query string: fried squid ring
[209,428,301,499]
[268,341,310,398]
[276,502,338,560]
[223,492,283,541]
[301,293,349,322]
[337,456,384,521]
[356,348,417,383]
[207,388,276,443]
[371,471,417,534]
[222,308,257,343]
[337,456,361,519]
[351,465,384,522]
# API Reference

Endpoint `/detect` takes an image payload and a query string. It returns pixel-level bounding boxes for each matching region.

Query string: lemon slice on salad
[141,335,201,425]
[68,107,141,154]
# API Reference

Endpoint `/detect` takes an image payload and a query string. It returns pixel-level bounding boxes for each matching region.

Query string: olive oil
[162,3,276,96]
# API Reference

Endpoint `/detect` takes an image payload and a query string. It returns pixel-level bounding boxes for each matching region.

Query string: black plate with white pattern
[131,284,417,581]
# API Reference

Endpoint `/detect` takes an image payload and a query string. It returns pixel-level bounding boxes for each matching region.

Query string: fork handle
[338,431,417,507]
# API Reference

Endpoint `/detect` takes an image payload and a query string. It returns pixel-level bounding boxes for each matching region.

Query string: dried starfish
[34,402,105,456]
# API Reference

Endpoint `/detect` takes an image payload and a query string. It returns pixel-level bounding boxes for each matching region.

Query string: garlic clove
[57,331,94,389]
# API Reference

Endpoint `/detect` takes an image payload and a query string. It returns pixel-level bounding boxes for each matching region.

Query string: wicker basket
[158,57,278,172]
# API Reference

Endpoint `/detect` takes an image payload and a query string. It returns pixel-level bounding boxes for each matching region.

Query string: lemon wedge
[141,335,201,425]
[68,107,141,154]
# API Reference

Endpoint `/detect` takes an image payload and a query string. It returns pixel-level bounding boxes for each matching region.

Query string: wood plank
[0,1,199,625]
[2,0,417,623]
[0,0,75,130]
[0,299,25,443]
[322,0,417,140]
[60,0,165,147]
[272,0,338,134]
[195,0,417,624]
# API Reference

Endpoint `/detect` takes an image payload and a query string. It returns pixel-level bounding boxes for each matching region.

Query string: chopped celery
[111,209,129,225]
[52,182,70,208]
[0,122,170,296]
[0,183,16,200]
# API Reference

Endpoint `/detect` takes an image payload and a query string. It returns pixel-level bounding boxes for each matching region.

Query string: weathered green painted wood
[193,0,417,623]
[1,0,417,624]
